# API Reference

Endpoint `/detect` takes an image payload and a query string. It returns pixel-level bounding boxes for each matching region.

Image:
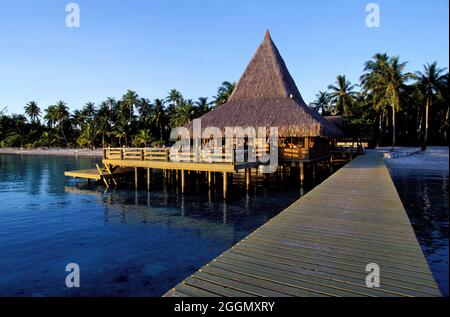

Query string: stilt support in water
[223,172,228,198]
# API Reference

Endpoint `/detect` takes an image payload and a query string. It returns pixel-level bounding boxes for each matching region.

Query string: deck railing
[103,147,272,165]
[279,147,309,161]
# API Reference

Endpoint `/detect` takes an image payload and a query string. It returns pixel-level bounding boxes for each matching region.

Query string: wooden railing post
[231,149,235,165]
[103,148,107,159]
[120,148,124,160]
[165,149,170,162]
[141,149,144,160]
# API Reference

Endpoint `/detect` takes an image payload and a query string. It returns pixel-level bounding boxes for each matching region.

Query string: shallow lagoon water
[388,166,449,297]
[0,154,307,296]
[1,153,447,297]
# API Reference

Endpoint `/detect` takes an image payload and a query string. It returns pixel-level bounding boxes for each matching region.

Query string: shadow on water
[388,166,449,297]
[0,154,337,296]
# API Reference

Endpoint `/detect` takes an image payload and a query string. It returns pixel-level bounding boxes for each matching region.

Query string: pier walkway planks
[164,152,441,297]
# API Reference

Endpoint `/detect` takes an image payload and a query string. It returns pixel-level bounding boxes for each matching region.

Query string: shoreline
[0,148,103,158]
[378,146,449,173]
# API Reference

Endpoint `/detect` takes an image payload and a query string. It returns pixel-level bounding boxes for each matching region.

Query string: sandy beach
[379,146,449,172]
[0,148,103,157]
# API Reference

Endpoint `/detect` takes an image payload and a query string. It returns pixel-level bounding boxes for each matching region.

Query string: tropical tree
[44,105,59,128]
[360,55,414,150]
[55,101,70,146]
[151,98,166,143]
[24,101,41,123]
[195,97,211,116]
[214,81,235,106]
[134,129,156,147]
[311,91,332,115]
[415,62,447,150]
[328,75,357,115]
[77,123,97,149]
[165,89,183,114]
[169,99,196,127]
[71,109,85,130]
[121,90,139,122]
[81,102,96,123]
[112,118,133,146]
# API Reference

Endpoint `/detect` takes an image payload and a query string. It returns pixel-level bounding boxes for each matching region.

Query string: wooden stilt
[245,169,251,190]
[223,172,228,198]
[147,168,151,191]
[181,170,185,192]
[135,167,138,189]
[299,161,304,186]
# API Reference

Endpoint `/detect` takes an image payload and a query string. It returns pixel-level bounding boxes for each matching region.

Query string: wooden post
[299,161,304,186]
[134,167,138,189]
[147,168,151,191]
[207,171,212,187]
[181,170,185,192]
[223,172,228,198]
[245,169,251,191]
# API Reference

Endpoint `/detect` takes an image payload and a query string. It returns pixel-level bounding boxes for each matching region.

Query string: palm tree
[214,81,236,106]
[195,97,211,116]
[105,97,116,123]
[81,102,96,123]
[415,62,447,151]
[361,55,414,150]
[134,129,156,147]
[71,110,85,130]
[24,101,41,124]
[44,105,59,128]
[55,101,70,146]
[136,98,153,126]
[121,90,139,122]
[169,99,196,127]
[328,75,357,115]
[77,123,97,149]
[112,117,133,146]
[151,98,166,143]
[311,91,331,115]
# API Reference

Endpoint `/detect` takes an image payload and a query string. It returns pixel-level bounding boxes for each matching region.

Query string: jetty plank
[164,152,441,297]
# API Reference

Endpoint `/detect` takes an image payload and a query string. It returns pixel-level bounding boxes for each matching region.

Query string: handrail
[103,147,237,165]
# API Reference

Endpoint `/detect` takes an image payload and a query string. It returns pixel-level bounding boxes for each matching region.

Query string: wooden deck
[164,152,441,297]
[64,169,102,180]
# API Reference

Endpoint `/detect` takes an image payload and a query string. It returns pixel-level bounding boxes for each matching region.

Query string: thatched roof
[192,31,342,138]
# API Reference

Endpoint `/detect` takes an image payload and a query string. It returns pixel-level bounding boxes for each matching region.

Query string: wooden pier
[164,152,441,297]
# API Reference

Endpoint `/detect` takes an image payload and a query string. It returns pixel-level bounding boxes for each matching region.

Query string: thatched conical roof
[194,31,342,138]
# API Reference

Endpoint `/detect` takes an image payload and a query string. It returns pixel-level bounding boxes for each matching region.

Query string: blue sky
[0,0,448,114]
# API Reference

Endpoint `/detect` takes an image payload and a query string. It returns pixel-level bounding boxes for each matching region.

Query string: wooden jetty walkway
[164,152,441,297]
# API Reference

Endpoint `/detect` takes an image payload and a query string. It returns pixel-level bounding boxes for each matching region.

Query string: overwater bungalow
[66,31,343,192]
[193,31,342,163]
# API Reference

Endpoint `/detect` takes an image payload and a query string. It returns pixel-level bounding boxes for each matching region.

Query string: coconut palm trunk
[422,97,430,151]
[391,105,396,151]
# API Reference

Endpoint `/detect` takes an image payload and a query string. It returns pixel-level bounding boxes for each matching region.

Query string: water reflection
[389,166,449,296]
